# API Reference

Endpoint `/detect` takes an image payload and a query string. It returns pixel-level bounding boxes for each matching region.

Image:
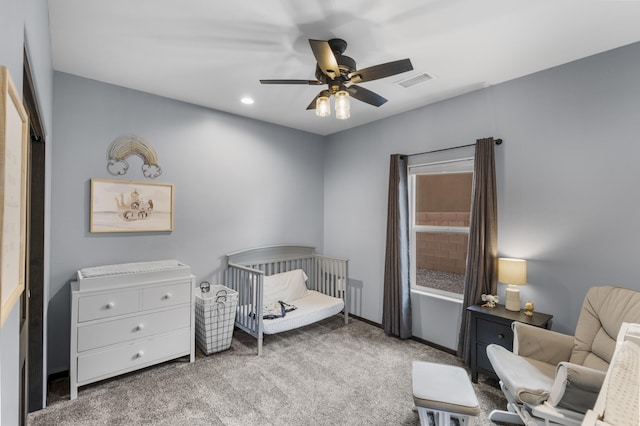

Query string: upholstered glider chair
[486,286,640,425]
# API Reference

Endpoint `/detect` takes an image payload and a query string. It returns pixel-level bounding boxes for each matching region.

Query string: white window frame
[408,154,474,300]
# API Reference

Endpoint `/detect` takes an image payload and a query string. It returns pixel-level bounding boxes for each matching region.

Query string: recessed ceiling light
[241,97,254,105]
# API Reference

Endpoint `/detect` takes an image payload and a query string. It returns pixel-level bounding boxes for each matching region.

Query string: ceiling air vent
[395,73,433,88]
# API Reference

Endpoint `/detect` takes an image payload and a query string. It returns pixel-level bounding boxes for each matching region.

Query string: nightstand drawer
[467,304,553,383]
[476,318,513,348]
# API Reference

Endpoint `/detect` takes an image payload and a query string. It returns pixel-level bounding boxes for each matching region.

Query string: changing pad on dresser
[77,260,191,291]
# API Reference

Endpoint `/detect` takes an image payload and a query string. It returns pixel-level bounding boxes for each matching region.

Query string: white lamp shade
[499,258,527,312]
[498,258,527,285]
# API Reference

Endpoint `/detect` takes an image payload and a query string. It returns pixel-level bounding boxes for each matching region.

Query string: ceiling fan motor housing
[315,54,356,84]
[328,38,348,54]
[260,37,413,110]
[314,38,356,84]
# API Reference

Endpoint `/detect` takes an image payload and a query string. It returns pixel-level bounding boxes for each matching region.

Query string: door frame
[22,46,46,416]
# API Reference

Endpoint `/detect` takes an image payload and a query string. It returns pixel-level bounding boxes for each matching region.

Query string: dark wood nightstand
[467,304,553,383]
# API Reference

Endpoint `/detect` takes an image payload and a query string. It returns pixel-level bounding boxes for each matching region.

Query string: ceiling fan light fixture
[260,39,413,119]
[335,90,350,120]
[316,95,330,117]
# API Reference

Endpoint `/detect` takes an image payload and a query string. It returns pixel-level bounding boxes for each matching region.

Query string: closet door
[22,48,47,415]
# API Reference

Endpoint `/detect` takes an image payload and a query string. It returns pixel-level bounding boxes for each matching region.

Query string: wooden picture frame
[90,178,174,233]
[0,67,28,327]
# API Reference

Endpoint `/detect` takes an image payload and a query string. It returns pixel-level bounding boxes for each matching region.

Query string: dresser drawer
[77,306,191,352]
[142,281,191,310]
[76,328,191,383]
[77,290,140,322]
[476,318,513,349]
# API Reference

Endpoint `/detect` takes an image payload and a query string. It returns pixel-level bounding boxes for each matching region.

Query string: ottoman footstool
[412,361,480,426]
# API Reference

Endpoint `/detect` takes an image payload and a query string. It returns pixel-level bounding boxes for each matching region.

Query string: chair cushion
[487,344,556,405]
[547,362,606,413]
[412,361,480,416]
[571,286,640,370]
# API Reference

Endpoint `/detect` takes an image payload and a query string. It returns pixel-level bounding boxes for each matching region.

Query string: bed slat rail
[312,255,349,325]
[226,263,264,355]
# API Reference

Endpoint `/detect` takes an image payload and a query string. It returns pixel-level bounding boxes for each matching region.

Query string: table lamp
[498,258,527,312]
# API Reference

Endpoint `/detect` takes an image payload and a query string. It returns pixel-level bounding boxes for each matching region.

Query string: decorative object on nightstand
[481,293,499,308]
[498,258,527,312]
[523,300,535,317]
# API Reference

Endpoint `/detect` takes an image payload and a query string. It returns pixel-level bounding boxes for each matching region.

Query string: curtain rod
[408,138,502,157]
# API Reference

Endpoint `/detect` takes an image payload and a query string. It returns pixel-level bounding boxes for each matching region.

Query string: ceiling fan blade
[260,79,323,85]
[346,85,388,107]
[306,91,329,110]
[306,96,318,110]
[348,58,413,83]
[309,39,340,80]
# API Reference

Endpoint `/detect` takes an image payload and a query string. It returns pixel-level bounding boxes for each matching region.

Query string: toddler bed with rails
[225,245,348,355]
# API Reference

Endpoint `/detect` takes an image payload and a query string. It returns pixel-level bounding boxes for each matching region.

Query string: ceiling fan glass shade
[316,95,330,117]
[335,90,350,120]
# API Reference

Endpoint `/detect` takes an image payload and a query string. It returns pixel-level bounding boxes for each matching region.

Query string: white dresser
[70,260,195,400]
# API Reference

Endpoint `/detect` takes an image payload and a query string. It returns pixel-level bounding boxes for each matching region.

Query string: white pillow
[263,269,308,305]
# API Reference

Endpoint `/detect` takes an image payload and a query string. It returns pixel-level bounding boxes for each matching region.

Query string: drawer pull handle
[162,293,172,300]
[135,351,144,359]
[497,333,505,340]
[105,302,115,309]
[136,324,145,331]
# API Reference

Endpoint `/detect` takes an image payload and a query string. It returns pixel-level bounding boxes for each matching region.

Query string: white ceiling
[48,0,640,136]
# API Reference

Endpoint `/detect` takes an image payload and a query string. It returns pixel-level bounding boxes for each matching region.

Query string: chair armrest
[512,322,574,365]
[546,362,606,414]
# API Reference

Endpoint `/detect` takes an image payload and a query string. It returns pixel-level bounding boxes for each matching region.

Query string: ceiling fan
[260,38,413,118]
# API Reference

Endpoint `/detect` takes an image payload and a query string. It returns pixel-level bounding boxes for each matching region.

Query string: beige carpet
[29,316,506,425]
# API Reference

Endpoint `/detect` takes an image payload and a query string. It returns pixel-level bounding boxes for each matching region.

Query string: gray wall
[324,42,640,347]
[49,73,325,373]
[324,85,495,348]
[0,0,53,421]
[4,2,640,417]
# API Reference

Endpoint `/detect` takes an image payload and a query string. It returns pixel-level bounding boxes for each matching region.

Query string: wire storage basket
[195,284,238,355]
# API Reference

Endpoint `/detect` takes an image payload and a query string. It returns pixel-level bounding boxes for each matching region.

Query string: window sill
[410,288,463,304]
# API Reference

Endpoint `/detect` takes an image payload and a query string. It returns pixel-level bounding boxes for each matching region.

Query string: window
[409,148,474,298]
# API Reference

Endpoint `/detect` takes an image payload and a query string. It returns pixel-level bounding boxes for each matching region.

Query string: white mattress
[261,290,344,335]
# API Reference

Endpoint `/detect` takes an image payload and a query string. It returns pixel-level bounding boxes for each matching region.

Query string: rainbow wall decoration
[107,135,162,179]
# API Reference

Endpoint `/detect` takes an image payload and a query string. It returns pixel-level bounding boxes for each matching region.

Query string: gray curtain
[457,138,498,362]
[382,154,412,339]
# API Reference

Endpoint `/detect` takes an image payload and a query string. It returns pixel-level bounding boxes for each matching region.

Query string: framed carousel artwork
[90,178,174,233]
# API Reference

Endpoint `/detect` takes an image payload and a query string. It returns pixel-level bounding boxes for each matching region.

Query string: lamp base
[505,287,521,311]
